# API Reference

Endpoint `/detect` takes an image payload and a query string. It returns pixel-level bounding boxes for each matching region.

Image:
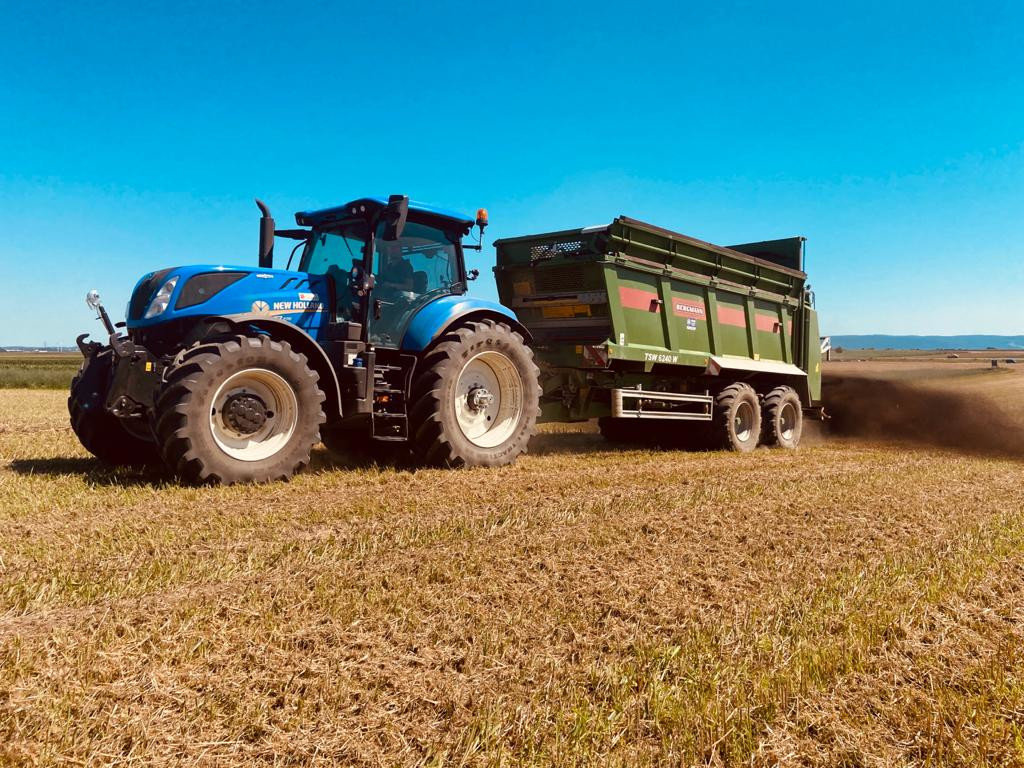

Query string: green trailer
[494,217,823,451]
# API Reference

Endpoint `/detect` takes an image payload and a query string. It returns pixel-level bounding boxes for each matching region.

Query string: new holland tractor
[71,196,541,483]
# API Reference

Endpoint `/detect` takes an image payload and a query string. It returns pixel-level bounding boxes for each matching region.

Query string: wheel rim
[734,400,755,443]
[779,401,798,441]
[454,351,524,448]
[209,368,298,462]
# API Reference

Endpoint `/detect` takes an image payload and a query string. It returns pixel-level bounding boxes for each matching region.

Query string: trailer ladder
[611,387,713,421]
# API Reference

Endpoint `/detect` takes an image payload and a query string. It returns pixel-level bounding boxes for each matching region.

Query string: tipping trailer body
[494,217,821,423]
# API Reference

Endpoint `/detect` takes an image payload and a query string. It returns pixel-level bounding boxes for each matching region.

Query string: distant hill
[830,335,1024,351]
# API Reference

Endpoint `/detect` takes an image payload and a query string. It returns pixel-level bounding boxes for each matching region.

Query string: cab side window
[373,221,458,295]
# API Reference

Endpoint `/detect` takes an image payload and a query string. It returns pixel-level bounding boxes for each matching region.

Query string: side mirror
[381,194,409,241]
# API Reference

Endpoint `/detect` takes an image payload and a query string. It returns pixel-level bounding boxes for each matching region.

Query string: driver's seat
[413,271,428,293]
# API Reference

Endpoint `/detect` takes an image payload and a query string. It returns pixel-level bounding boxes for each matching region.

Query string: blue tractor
[71,196,541,484]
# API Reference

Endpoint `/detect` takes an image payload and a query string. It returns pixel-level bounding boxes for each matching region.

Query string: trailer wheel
[409,319,540,467]
[68,353,160,467]
[762,385,803,449]
[712,383,761,452]
[154,336,325,484]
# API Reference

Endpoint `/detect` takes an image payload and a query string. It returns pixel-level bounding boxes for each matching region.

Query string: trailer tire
[712,383,761,452]
[154,335,325,485]
[762,385,803,449]
[409,319,540,467]
[68,353,160,467]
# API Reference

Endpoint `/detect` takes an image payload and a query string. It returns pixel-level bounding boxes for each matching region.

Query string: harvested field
[1,361,1023,766]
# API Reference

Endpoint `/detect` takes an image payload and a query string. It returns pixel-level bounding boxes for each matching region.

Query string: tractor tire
[409,319,540,467]
[761,385,803,449]
[154,336,325,485]
[711,383,761,453]
[68,352,161,467]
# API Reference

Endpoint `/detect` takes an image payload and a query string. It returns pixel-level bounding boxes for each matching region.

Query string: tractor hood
[125,264,330,333]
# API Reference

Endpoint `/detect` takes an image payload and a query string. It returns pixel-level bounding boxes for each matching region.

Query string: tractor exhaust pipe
[256,198,274,269]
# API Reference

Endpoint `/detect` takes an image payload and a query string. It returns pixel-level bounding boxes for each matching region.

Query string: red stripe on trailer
[717,305,746,327]
[618,286,661,313]
[755,314,782,333]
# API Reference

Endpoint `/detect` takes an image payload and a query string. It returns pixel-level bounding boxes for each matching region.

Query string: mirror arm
[274,229,310,240]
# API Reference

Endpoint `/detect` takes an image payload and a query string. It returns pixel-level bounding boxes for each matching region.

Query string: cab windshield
[299,219,368,276]
[297,216,462,336]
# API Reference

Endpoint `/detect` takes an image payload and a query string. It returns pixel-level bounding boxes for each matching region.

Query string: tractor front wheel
[154,336,325,484]
[409,320,540,467]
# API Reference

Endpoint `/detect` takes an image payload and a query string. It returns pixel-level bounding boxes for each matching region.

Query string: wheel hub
[467,386,495,412]
[454,351,525,449]
[222,393,269,435]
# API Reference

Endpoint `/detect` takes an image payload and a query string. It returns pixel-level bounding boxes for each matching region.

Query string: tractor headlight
[143,276,179,319]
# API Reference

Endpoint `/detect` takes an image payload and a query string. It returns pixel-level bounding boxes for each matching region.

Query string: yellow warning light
[476,208,489,227]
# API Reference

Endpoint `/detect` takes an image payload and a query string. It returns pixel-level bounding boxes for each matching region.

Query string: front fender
[205,314,342,419]
[401,296,531,352]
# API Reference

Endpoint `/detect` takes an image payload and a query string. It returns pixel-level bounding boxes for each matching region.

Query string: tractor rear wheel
[711,383,761,452]
[409,320,540,467]
[761,385,803,449]
[154,336,325,484]
[68,351,160,467]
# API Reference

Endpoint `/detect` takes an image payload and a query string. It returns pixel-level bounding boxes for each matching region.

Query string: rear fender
[402,296,532,352]
[199,314,342,419]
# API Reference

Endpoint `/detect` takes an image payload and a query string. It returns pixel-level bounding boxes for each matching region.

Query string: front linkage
[71,294,326,484]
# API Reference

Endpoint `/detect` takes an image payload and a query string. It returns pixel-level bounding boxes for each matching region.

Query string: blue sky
[2,0,1022,345]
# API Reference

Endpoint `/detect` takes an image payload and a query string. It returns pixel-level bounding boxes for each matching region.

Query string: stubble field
[1,357,1023,766]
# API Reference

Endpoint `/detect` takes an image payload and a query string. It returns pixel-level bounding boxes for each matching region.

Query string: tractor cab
[292,197,482,349]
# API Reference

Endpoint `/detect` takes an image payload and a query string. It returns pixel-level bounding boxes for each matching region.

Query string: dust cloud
[822,374,1023,458]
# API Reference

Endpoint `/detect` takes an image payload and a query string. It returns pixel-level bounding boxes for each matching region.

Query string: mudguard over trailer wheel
[409,320,540,467]
[68,350,161,467]
[712,383,762,452]
[154,336,325,484]
[761,385,803,449]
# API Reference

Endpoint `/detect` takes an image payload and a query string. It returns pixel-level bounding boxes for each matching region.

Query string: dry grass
[1,363,1023,766]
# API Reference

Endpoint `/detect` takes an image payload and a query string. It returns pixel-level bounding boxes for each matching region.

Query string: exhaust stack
[256,198,274,269]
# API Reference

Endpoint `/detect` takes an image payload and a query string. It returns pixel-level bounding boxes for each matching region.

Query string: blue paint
[126,264,329,335]
[125,263,519,356]
[401,295,520,352]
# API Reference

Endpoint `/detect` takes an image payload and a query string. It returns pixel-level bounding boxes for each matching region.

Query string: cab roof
[295,196,474,231]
